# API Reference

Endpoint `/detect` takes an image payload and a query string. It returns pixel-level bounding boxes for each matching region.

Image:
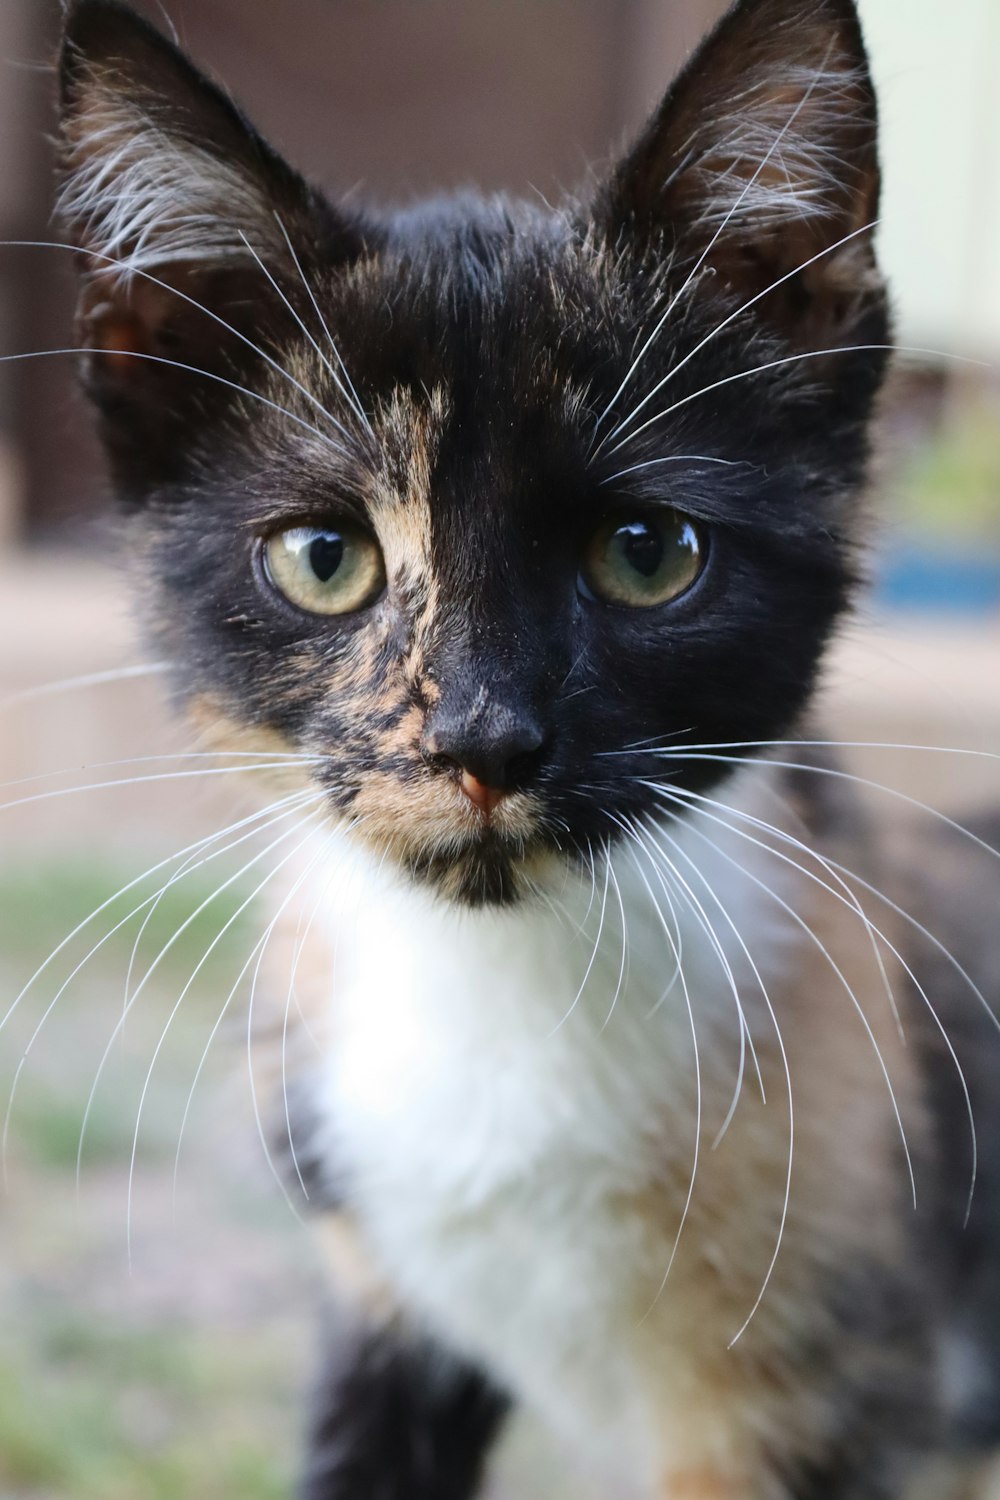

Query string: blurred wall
[3,0,995,542]
[0,0,725,541]
[861,0,1000,361]
[0,3,57,541]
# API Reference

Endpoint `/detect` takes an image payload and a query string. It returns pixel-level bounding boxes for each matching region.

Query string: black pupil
[619,522,664,578]
[309,532,344,583]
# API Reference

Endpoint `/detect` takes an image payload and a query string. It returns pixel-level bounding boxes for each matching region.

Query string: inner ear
[73,261,251,385]
[78,282,153,376]
[57,0,365,347]
[603,0,883,345]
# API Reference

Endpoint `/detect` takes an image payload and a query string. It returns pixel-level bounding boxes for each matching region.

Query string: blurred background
[0,2,997,1497]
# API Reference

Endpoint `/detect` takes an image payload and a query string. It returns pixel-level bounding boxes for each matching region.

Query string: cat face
[58,0,888,904]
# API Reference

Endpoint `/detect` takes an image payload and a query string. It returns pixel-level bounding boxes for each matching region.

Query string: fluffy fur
[56,1,1000,1496]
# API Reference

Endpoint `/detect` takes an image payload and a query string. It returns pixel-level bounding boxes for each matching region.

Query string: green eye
[264,524,386,615]
[580,511,704,608]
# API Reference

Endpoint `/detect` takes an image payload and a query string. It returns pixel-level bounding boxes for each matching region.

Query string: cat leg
[299,1314,510,1500]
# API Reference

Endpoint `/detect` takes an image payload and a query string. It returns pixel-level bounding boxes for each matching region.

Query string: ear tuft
[56,2,368,492]
[58,0,299,282]
[605,0,882,321]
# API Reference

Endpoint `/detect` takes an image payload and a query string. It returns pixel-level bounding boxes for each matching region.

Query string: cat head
[57,0,888,906]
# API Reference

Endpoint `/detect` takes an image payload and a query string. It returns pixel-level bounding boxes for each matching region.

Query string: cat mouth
[337,766,548,904]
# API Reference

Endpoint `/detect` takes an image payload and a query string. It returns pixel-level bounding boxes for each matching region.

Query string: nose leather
[422,695,546,794]
[458,772,507,818]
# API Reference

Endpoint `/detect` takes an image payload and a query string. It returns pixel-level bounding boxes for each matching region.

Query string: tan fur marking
[618,788,920,1487]
[317,1213,399,1324]
[661,1474,745,1500]
[182,691,319,796]
[349,767,540,862]
[367,385,448,692]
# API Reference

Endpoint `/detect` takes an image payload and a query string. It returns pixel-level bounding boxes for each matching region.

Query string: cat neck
[307,759,801,1067]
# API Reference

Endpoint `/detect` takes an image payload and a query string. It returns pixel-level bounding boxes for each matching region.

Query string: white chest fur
[308,785,799,1479]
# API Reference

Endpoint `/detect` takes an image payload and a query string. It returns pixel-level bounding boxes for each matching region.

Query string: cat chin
[404,847,525,908]
[390,838,561,909]
[342,831,564,909]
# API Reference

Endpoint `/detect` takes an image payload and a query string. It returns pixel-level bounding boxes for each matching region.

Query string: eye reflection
[580,510,704,608]
[263,524,386,616]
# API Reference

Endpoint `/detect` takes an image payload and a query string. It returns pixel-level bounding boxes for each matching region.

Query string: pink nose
[459,771,506,820]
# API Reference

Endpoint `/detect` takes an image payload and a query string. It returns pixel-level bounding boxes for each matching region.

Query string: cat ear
[58,0,312,280]
[57,0,359,474]
[602,0,882,341]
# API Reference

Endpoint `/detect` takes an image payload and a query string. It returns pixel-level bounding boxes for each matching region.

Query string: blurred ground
[0,551,998,1499]
[0,863,313,1499]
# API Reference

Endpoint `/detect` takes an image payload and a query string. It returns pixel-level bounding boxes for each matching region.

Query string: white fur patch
[302,767,806,1490]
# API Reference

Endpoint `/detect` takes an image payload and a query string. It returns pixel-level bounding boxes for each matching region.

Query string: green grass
[0,1337,293,1499]
[0,854,307,1500]
[0,855,256,975]
[12,1086,134,1169]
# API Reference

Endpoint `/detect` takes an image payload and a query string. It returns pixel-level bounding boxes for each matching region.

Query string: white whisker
[599,455,740,487]
[655,798,902,1345]
[3,239,355,453]
[663,781,980,1220]
[0,784,321,1045]
[659,787,919,1217]
[547,838,611,1037]
[237,231,359,449]
[246,839,331,1221]
[278,860,337,1201]
[591,57,836,449]
[648,750,1000,868]
[0,346,346,457]
[605,343,990,455]
[614,818,703,1307]
[600,849,630,1031]
[273,214,374,437]
[601,217,879,453]
[67,791,323,1189]
[124,807,326,1264]
[0,757,325,816]
[630,811,765,1125]
[0,661,172,712]
[641,813,792,1343]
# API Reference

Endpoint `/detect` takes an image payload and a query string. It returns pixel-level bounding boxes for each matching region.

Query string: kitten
[55,1,1000,1497]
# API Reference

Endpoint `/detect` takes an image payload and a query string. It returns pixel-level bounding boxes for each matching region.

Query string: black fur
[905,812,1000,1453]
[299,1319,509,1500]
[57,0,889,906]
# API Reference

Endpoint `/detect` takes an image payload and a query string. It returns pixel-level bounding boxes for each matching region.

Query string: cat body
[53,0,1000,1495]
[300,767,924,1497]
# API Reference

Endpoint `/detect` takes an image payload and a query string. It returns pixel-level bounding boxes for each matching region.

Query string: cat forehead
[255,213,618,495]
[323,199,628,363]
[263,358,590,528]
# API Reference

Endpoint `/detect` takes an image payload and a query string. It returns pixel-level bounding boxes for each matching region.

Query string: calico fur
[55,1,1000,1496]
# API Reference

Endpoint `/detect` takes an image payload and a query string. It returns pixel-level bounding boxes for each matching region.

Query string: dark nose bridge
[418,518,558,788]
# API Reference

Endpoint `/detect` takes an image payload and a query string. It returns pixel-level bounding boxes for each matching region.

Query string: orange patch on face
[183,692,319,798]
[87,302,149,371]
[316,1212,399,1325]
[349,766,538,864]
